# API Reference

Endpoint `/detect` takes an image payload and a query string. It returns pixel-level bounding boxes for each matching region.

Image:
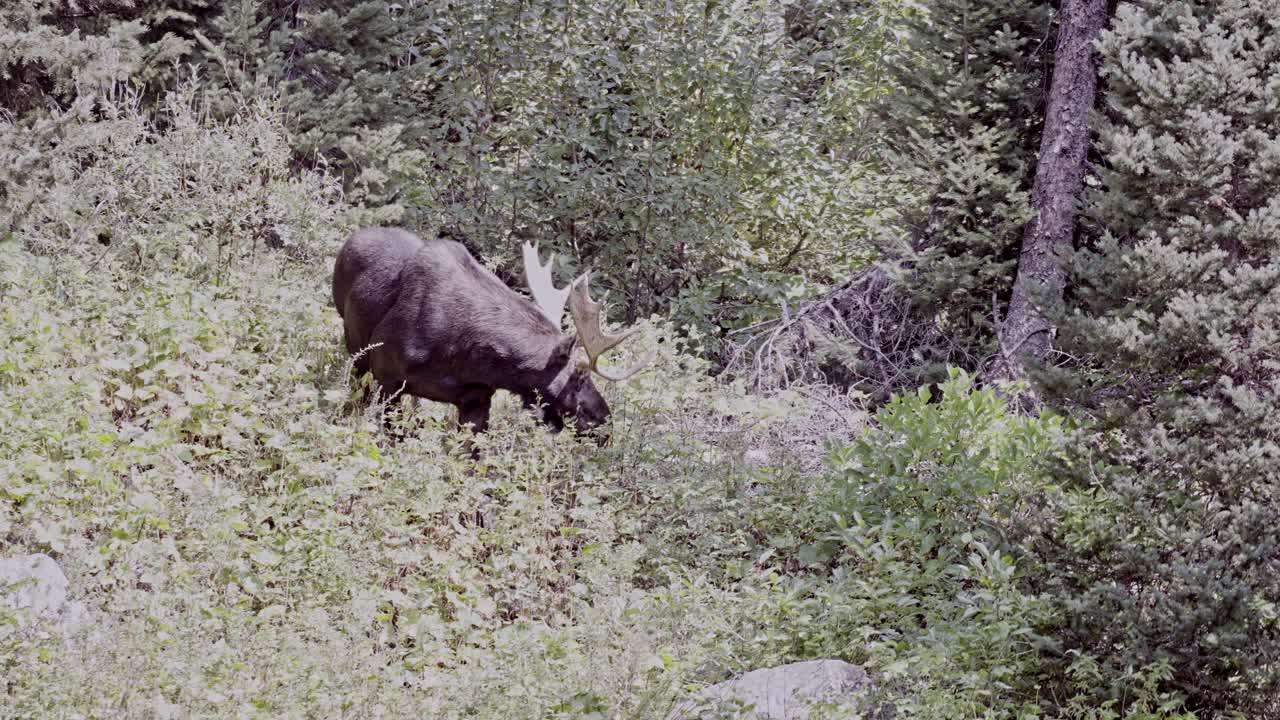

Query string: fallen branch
[727,265,976,402]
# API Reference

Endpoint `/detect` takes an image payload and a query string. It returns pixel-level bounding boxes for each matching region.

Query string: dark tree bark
[992,0,1109,383]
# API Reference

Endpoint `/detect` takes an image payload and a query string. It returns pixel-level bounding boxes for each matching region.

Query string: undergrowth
[0,242,847,718]
[0,92,1196,719]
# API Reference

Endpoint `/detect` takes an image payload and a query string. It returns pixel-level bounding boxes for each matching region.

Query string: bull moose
[331,227,653,436]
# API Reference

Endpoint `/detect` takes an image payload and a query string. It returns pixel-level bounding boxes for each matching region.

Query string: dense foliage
[1035,0,1280,712]
[3,0,1277,717]
[878,0,1051,365]
[4,0,908,341]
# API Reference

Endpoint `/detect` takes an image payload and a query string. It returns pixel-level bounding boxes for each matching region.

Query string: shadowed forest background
[2,0,1279,717]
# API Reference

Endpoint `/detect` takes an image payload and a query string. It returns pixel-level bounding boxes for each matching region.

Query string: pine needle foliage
[0,0,202,234]
[1035,1,1280,712]
[878,0,1052,361]
[194,0,435,212]
[0,0,205,113]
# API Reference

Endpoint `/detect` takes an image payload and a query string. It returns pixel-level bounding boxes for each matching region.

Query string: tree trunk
[992,0,1108,383]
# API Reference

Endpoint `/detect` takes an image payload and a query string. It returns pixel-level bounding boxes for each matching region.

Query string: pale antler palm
[568,273,656,381]
[522,241,571,328]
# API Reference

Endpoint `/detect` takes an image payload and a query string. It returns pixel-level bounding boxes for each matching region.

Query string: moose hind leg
[343,323,373,376]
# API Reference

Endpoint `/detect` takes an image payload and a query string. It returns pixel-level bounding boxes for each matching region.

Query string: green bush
[697,371,1196,719]
[387,0,901,335]
[11,84,350,275]
[825,369,1061,551]
[814,371,1061,716]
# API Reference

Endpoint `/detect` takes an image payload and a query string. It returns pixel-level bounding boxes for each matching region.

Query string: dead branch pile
[726,265,975,402]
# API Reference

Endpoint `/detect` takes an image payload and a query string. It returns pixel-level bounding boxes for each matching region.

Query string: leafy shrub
[808,371,1061,716]
[721,371,1196,719]
[391,0,900,336]
[12,83,351,276]
[1058,655,1198,720]
[824,369,1062,553]
[0,250,555,714]
[0,219,863,718]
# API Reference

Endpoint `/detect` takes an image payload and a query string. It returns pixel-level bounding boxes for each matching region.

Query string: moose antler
[522,242,571,328]
[568,273,656,381]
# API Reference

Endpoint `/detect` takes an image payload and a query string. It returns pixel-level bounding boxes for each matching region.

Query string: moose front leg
[519,392,565,432]
[456,385,494,434]
[453,385,494,460]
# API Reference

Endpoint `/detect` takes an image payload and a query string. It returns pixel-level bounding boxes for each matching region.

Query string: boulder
[1,553,88,642]
[670,659,874,719]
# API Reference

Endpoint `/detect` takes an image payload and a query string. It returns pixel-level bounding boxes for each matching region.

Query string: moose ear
[550,333,577,366]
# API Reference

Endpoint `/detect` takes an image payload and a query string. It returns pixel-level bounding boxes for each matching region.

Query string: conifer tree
[993,0,1107,383]
[879,0,1052,372]
[0,0,204,115]
[0,0,197,234]
[1036,0,1280,710]
[196,0,433,214]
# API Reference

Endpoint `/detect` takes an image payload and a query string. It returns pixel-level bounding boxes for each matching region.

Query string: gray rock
[1,553,88,642]
[670,659,874,719]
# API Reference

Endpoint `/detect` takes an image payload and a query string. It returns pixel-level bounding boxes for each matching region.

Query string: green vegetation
[878,0,1048,364]
[3,0,1277,717]
[1036,1,1280,709]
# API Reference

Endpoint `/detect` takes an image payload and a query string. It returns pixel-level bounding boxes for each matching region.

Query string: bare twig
[727,265,974,401]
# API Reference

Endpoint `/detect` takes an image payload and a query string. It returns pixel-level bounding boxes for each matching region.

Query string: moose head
[332,227,654,437]
[521,240,655,430]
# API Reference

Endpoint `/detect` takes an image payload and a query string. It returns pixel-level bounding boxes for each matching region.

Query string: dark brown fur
[332,228,610,434]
